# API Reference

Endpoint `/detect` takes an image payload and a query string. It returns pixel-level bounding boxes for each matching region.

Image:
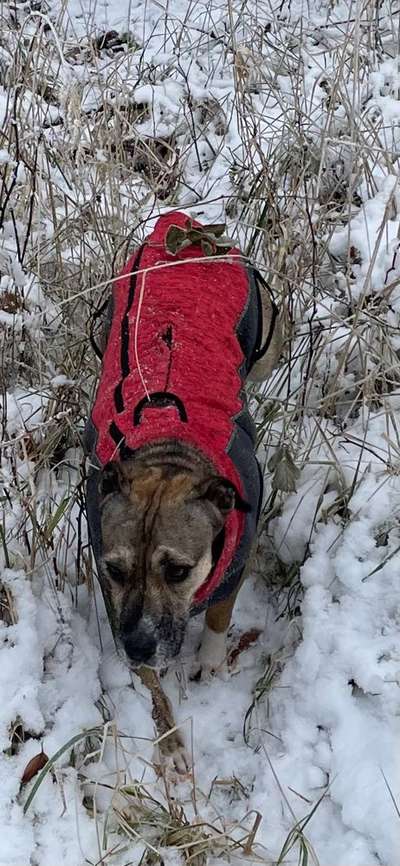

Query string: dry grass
[0,0,399,862]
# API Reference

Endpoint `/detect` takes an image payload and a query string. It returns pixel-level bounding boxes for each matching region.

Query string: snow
[0,149,11,164]
[1,0,400,864]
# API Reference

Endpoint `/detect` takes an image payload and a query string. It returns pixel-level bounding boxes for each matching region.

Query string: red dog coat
[85,211,277,611]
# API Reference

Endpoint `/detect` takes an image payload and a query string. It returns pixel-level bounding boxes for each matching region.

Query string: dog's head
[98,459,248,667]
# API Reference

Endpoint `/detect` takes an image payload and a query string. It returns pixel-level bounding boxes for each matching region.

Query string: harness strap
[89,294,112,360]
[133,391,188,425]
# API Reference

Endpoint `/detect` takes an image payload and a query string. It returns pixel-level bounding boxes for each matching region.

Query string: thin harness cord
[133,266,150,401]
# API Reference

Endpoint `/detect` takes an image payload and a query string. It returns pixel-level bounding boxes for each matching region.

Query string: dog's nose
[123,631,157,665]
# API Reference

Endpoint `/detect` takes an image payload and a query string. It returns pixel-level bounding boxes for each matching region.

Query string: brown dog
[85,213,282,774]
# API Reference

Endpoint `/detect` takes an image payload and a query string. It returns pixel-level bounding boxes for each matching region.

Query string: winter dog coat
[85,211,278,614]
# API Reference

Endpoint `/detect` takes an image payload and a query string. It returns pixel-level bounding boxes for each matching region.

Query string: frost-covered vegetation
[0,1,399,863]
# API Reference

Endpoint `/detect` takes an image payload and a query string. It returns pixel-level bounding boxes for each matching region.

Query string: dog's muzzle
[122,627,157,666]
[120,614,187,668]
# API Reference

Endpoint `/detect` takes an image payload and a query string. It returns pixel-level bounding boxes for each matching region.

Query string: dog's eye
[105,562,127,584]
[164,562,191,584]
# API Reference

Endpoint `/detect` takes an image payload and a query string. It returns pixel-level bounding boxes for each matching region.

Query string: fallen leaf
[165,225,188,254]
[204,223,226,237]
[201,238,215,256]
[268,445,300,493]
[21,752,49,785]
[228,628,262,668]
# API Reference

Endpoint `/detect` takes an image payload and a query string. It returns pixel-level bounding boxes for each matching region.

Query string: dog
[84,211,282,774]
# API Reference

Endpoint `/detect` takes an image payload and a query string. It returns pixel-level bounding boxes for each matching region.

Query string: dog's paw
[189,624,228,682]
[154,731,192,783]
[189,658,229,682]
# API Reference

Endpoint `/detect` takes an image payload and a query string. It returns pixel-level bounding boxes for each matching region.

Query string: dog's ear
[99,461,127,498]
[195,476,250,516]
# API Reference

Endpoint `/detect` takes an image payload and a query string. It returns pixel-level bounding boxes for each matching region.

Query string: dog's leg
[191,577,245,680]
[136,666,191,779]
[191,536,260,680]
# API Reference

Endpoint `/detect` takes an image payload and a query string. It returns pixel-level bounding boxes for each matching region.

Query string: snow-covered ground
[1,1,400,864]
